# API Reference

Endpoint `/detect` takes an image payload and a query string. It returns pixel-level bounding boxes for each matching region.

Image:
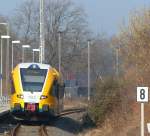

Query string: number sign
[137,87,148,102]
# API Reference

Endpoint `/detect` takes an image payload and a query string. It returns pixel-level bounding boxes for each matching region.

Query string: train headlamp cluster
[17,94,48,100]
[40,95,48,100]
[17,94,24,99]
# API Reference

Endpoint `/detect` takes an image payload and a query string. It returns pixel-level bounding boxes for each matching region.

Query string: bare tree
[115,8,150,85]
[11,0,89,67]
[10,0,115,88]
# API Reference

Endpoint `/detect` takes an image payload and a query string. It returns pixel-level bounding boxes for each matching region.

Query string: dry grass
[79,73,148,136]
[81,96,150,136]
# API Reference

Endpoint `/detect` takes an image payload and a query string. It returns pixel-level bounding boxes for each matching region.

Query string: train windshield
[20,68,47,92]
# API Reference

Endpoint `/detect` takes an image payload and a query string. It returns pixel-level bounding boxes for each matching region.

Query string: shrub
[88,77,122,125]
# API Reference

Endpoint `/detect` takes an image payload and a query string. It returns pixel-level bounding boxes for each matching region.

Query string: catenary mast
[39,0,45,63]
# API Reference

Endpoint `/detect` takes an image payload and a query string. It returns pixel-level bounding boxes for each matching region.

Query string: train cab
[10,63,64,119]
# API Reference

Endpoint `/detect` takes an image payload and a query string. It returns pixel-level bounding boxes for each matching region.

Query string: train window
[20,68,47,92]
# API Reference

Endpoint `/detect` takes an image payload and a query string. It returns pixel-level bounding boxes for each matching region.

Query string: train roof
[17,63,52,69]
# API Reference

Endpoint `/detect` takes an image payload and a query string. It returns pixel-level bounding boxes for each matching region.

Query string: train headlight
[40,95,48,100]
[17,94,24,99]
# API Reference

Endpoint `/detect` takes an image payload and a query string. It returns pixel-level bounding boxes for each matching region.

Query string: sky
[0,0,150,36]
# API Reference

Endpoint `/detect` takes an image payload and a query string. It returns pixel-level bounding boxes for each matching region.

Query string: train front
[10,63,63,120]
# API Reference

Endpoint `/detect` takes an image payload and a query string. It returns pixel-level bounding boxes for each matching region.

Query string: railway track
[39,125,48,136]
[59,107,86,116]
[8,124,48,136]
[1,107,86,136]
[10,123,20,136]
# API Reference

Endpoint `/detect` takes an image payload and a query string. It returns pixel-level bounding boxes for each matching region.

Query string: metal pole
[58,32,61,73]
[0,23,9,95]
[88,40,91,101]
[6,24,9,95]
[141,103,144,136]
[12,43,13,70]
[0,38,2,96]
[22,48,24,63]
[38,52,40,63]
[40,0,45,63]
[40,0,42,63]
[32,51,34,62]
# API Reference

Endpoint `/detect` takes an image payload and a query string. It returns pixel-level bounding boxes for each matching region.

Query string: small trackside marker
[137,87,148,102]
[137,87,149,136]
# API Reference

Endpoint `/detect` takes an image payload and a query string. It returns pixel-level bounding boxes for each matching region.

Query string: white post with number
[137,87,148,136]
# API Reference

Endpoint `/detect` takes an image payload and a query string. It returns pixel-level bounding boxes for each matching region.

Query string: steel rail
[59,107,86,116]
[39,125,48,136]
[10,123,21,136]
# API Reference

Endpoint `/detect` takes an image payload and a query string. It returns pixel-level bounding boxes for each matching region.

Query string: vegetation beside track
[88,77,123,125]
[82,7,150,136]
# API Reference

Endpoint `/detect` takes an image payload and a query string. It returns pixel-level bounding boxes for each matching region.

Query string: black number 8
[140,89,145,100]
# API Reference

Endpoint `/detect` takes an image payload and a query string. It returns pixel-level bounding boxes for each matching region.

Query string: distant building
[64,71,92,98]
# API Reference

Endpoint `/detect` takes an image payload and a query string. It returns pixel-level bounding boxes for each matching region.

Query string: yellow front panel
[10,65,24,109]
[10,64,61,112]
[39,68,57,110]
